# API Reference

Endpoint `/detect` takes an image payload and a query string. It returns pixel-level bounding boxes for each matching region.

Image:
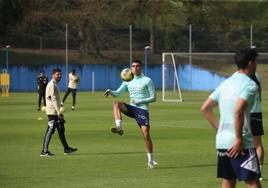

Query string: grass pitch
[0,91,267,188]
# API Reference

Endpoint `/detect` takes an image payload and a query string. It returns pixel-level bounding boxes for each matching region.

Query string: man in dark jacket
[37,70,48,111]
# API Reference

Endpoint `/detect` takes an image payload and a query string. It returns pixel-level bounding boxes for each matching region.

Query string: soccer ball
[41,106,46,112]
[120,68,134,82]
[60,107,65,113]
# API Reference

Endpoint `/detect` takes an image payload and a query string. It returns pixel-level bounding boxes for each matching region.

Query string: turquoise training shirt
[209,72,257,149]
[110,74,156,110]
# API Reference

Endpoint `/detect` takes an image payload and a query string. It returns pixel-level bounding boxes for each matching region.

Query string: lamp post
[129,25,132,66]
[144,46,150,76]
[65,24,68,88]
[5,45,10,72]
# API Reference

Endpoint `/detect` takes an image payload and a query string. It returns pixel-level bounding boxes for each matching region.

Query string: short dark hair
[132,60,143,65]
[52,68,61,75]
[72,69,76,73]
[234,48,258,69]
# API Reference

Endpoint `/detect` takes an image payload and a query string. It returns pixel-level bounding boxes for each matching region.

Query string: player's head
[52,68,62,82]
[131,60,142,76]
[71,69,76,74]
[235,48,258,74]
[40,70,45,75]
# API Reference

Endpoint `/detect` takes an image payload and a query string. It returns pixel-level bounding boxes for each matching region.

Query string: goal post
[162,53,183,102]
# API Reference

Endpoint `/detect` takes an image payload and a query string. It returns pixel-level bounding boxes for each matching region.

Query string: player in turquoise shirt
[210,72,256,149]
[104,60,157,169]
[201,48,261,187]
[107,70,156,110]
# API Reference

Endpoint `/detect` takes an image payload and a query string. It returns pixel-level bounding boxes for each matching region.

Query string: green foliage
[1,1,268,55]
[0,0,25,37]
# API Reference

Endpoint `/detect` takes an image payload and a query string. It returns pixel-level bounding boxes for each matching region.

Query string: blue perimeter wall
[0,64,226,92]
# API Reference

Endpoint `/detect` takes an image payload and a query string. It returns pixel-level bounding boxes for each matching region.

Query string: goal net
[162,52,268,102]
[162,52,235,102]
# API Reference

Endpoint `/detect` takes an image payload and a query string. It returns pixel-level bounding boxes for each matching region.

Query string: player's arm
[201,98,219,130]
[131,79,156,104]
[37,77,41,89]
[104,82,128,98]
[45,77,48,86]
[228,98,247,158]
[77,75,80,84]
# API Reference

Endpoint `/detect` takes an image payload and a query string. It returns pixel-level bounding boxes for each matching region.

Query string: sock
[147,153,153,162]
[115,119,122,128]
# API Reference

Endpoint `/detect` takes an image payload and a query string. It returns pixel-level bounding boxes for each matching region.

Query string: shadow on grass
[74,151,145,156]
[160,163,216,170]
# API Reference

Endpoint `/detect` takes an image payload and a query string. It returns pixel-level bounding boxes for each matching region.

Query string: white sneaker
[147,160,158,169]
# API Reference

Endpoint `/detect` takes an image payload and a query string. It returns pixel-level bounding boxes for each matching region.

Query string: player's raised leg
[110,101,127,135]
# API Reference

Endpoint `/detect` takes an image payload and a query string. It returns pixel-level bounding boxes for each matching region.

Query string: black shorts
[68,88,77,92]
[250,112,264,136]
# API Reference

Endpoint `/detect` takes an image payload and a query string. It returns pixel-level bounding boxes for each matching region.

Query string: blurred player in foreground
[201,48,261,188]
[40,68,77,157]
[61,69,80,110]
[104,60,157,169]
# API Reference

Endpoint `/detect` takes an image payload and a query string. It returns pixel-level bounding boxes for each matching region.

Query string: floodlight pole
[92,71,95,93]
[144,46,150,76]
[65,23,68,87]
[129,25,132,66]
[250,25,253,47]
[189,24,192,91]
[5,45,10,72]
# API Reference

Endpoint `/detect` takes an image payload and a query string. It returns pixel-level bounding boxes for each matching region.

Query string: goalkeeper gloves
[57,114,66,124]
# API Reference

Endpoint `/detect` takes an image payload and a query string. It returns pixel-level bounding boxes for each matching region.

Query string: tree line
[1,0,268,57]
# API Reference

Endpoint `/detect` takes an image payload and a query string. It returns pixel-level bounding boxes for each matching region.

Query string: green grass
[0,91,267,188]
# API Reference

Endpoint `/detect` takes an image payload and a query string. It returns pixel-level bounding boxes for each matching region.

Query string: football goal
[162,53,183,102]
[162,52,235,102]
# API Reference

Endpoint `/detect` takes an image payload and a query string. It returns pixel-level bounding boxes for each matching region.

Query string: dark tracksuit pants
[62,88,77,106]
[38,89,46,108]
[42,115,69,152]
